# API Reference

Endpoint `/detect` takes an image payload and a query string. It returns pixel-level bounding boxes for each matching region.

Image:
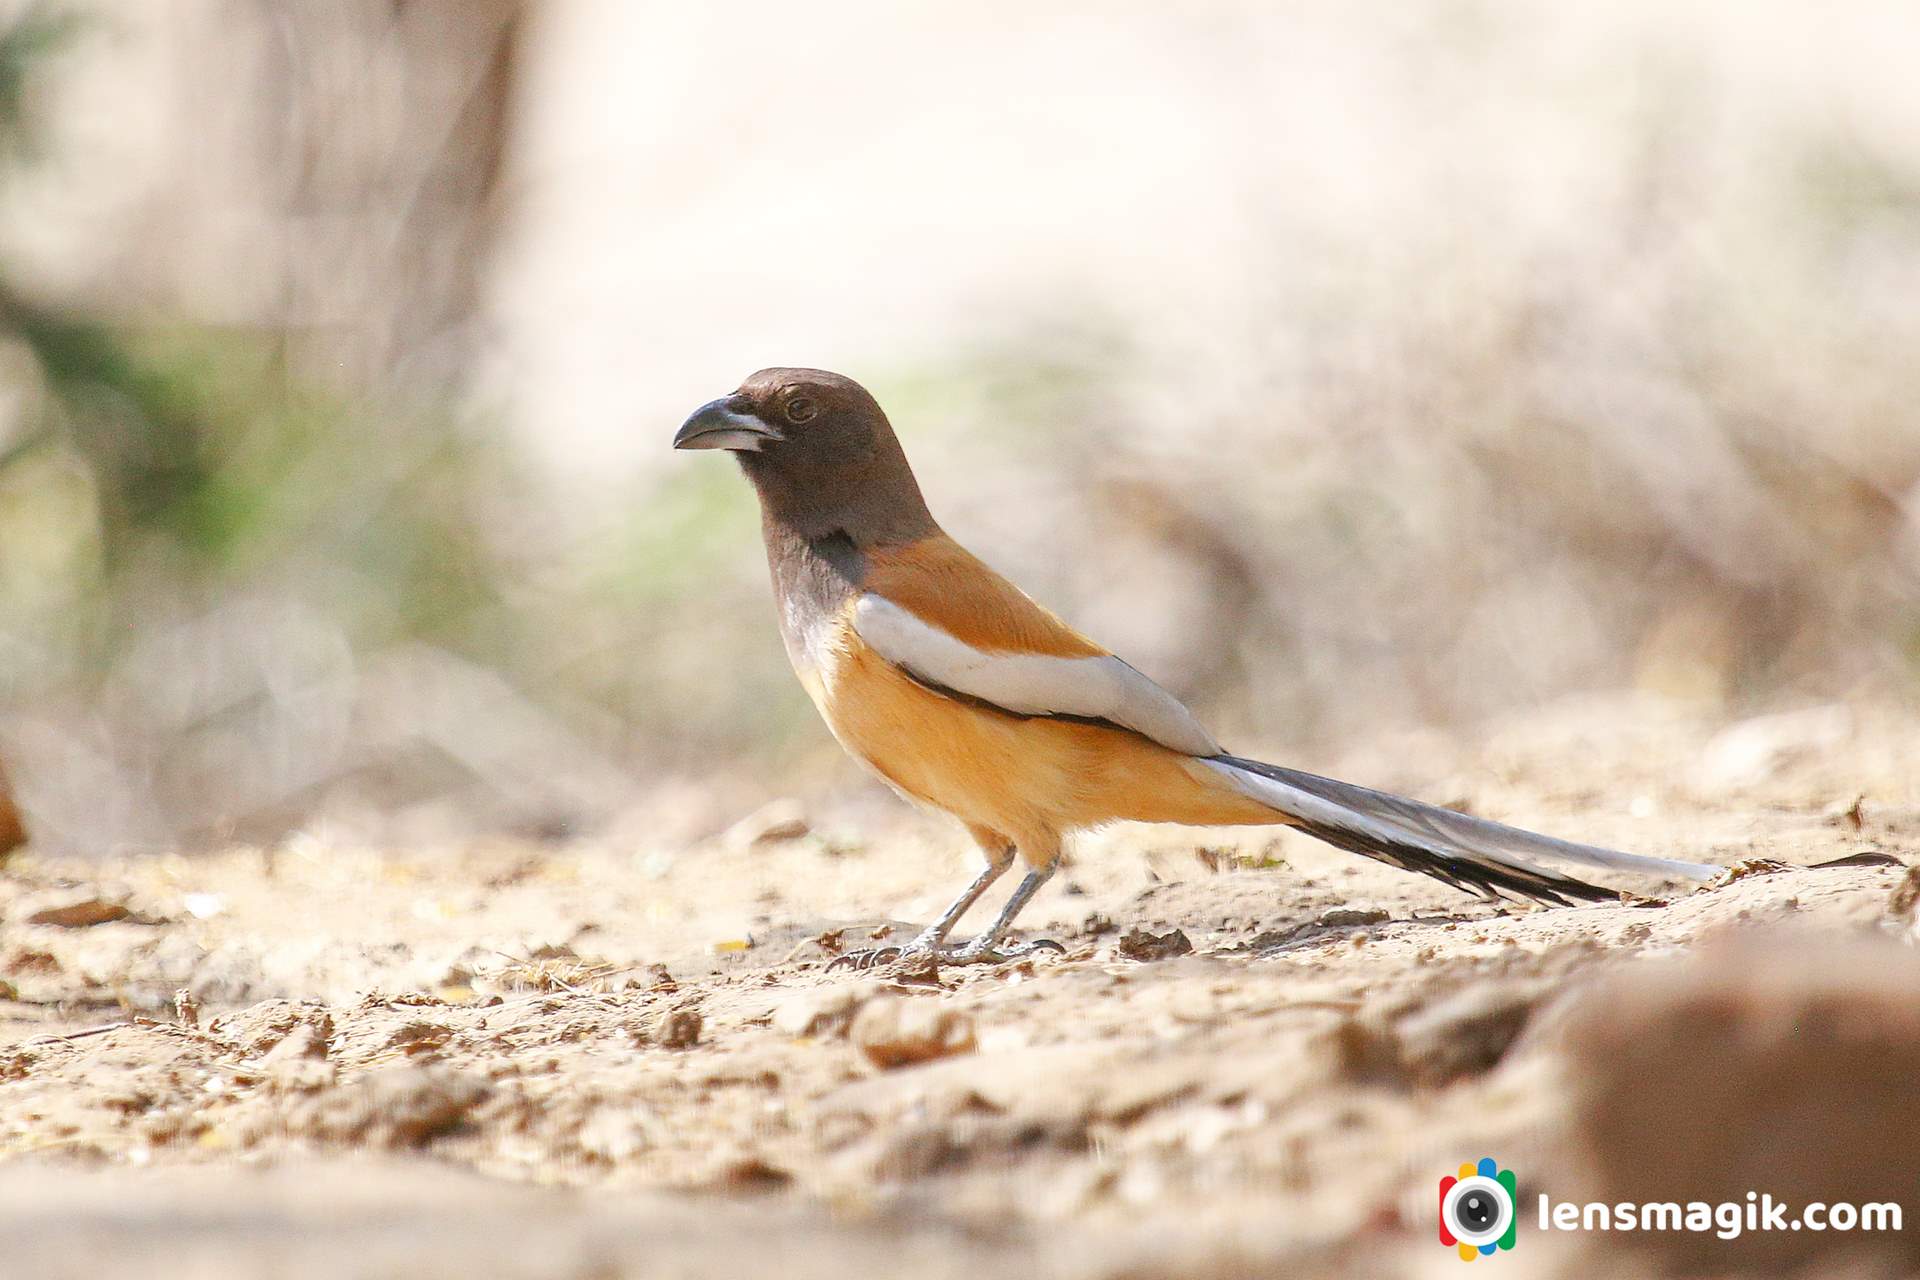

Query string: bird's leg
[827,838,1014,972]
[915,854,1015,945]
[945,862,1066,964]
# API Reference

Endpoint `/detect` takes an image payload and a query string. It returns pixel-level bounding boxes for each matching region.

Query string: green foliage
[0,3,80,157]
[0,316,517,662]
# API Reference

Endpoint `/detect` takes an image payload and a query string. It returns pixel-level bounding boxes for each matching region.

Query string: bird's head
[673,367,883,458]
[674,368,934,542]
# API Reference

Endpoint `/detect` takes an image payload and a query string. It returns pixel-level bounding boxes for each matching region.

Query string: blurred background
[0,0,1916,857]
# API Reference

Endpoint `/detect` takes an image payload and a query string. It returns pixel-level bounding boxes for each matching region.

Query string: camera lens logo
[1438,1158,1517,1261]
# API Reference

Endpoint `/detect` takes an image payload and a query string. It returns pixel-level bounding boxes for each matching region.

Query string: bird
[674,368,1717,967]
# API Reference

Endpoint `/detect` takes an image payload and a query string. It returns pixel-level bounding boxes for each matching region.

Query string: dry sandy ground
[3,692,1919,1278]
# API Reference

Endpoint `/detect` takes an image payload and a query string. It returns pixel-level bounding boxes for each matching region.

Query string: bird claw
[825,936,1067,973]
[948,937,1068,965]
[825,946,904,973]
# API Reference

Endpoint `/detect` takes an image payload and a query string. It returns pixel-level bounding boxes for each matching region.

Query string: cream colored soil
[2,692,1916,1278]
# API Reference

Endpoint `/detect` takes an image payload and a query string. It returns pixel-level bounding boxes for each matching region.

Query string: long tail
[1203,754,1718,907]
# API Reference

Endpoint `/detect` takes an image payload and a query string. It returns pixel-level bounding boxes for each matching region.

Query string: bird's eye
[784,396,817,424]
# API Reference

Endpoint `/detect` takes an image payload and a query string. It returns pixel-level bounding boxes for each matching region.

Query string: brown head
[674,368,937,544]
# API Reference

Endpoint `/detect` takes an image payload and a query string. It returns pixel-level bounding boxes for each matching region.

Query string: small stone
[1316,908,1390,929]
[260,1017,335,1092]
[1116,926,1194,961]
[280,1066,488,1149]
[384,1021,454,1057]
[725,799,811,848]
[653,1007,703,1049]
[1707,858,1794,889]
[3,950,59,976]
[889,948,943,985]
[1395,980,1550,1085]
[717,1156,793,1191]
[772,984,872,1039]
[26,898,131,928]
[850,995,976,1070]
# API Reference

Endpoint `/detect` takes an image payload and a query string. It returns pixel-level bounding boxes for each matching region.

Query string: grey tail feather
[1204,754,1718,908]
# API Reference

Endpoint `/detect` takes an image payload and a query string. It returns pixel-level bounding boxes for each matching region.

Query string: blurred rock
[1116,927,1194,961]
[1393,979,1552,1086]
[725,799,811,848]
[4,949,60,976]
[1319,979,1553,1088]
[1695,706,1851,790]
[25,897,132,928]
[772,984,875,1039]
[219,1000,338,1057]
[651,1007,703,1049]
[1552,933,1920,1273]
[851,995,976,1070]
[713,1156,793,1193]
[262,1021,336,1093]
[262,1020,334,1064]
[0,759,24,856]
[1317,1015,1406,1086]
[1890,865,1920,916]
[1888,867,1920,948]
[279,1067,489,1150]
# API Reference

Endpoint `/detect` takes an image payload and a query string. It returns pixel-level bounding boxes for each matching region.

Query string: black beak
[673,396,784,452]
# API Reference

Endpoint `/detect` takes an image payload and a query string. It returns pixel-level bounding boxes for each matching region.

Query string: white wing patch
[851,594,1221,757]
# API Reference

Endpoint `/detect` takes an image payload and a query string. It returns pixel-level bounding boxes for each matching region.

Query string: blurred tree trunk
[0,1,529,554]
[242,0,526,389]
[0,4,533,852]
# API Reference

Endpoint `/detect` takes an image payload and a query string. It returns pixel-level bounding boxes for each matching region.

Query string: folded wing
[851,593,1222,757]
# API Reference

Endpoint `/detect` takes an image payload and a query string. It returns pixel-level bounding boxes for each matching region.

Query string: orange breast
[803,606,1280,866]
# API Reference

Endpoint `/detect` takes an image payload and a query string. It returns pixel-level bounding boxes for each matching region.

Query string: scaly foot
[825,944,906,972]
[824,935,1066,973]
[943,936,1068,965]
